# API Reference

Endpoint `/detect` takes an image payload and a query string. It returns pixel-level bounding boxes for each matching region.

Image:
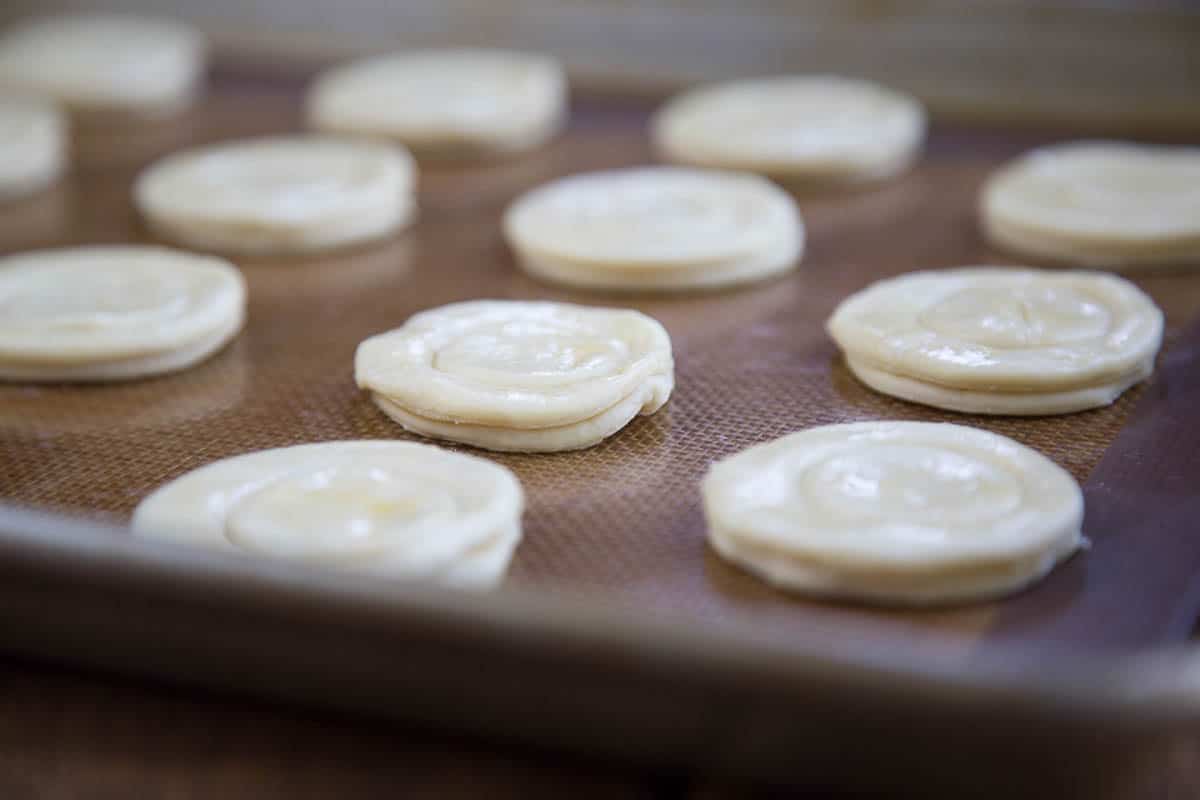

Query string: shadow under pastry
[0,337,250,436]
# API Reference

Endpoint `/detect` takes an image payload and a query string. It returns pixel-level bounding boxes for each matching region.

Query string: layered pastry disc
[0,94,65,199]
[652,75,925,184]
[982,142,1200,268]
[307,49,566,159]
[504,167,803,290]
[0,245,245,382]
[135,136,416,254]
[703,421,1085,605]
[133,441,524,589]
[356,300,674,452]
[827,267,1163,415]
[0,15,205,119]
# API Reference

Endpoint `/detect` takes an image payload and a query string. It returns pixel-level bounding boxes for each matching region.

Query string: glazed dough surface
[652,75,925,182]
[135,136,415,254]
[0,95,65,198]
[0,245,245,381]
[0,14,204,116]
[504,167,802,289]
[982,142,1200,267]
[307,49,565,157]
[133,441,524,589]
[356,300,673,451]
[703,421,1084,605]
[827,267,1163,393]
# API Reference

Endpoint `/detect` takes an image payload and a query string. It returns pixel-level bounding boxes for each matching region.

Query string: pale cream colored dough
[356,300,674,452]
[0,94,65,199]
[504,166,803,290]
[702,421,1084,605]
[307,49,566,159]
[132,441,524,589]
[652,75,926,183]
[844,357,1152,416]
[981,142,1200,268]
[0,14,205,119]
[826,267,1163,415]
[0,245,245,382]
[135,136,416,255]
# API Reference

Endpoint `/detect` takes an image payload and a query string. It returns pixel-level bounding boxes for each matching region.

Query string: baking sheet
[2,68,1200,660]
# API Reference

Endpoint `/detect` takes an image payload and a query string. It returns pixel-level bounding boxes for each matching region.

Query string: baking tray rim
[2,503,1199,730]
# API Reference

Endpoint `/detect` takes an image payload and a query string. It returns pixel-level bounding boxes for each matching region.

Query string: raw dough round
[307,49,566,159]
[132,441,524,589]
[504,167,803,290]
[356,300,674,452]
[0,94,65,199]
[702,421,1084,605]
[135,136,416,254]
[844,357,1152,416]
[826,267,1163,414]
[0,245,245,382]
[652,75,926,183]
[981,142,1200,268]
[0,14,205,119]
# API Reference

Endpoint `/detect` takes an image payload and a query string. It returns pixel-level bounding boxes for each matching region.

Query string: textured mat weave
[3,74,1200,650]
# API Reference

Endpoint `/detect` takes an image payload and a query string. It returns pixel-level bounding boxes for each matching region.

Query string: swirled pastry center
[432,318,629,384]
[226,466,458,561]
[800,445,1022,528]
[0,264,189,331]
[703,422,1085,586]
[917,285,1110,349]
[160,144,394,221]
[826,267,1163,392]
[986,144,1200,238]
[506,168,795,263]
[131,441,524,587]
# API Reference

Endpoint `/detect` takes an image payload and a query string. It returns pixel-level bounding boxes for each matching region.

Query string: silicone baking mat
[3,68,1200,657]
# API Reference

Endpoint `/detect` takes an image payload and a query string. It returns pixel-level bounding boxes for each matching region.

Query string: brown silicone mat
[3,68,1200,659]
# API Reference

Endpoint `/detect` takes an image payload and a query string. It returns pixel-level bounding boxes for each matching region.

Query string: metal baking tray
[2,67,1200,798]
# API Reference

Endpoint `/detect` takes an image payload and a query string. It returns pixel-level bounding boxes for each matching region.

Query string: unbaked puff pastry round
[134,135,416,255]
[504,166,803,290]
[356,300,674,452]
[981,142,1200,268]
[0,245,245,382]
[652,75,926,184]
[306,49,566,159]
[703,421,1084,605]
[0,14,205,120]
[133,441,524,590]
[0,94,65,199]
[826,267,1163,415]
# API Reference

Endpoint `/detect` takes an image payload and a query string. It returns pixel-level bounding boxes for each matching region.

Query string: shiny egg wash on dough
[134,135,416,254]
[827,267,1163,415]
[356,300,674,452]
[702,421,1084,605]
[503,166,803,290]
[132,441,524,589]
[651,75,926,183]
[981,141,1200,268]
[306,49,566,158]
[0,14,206,118]
[0,245,245,382]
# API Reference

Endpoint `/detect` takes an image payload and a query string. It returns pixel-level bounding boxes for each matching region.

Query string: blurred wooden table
[0,657,694,800]
[7,653,1200,800]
